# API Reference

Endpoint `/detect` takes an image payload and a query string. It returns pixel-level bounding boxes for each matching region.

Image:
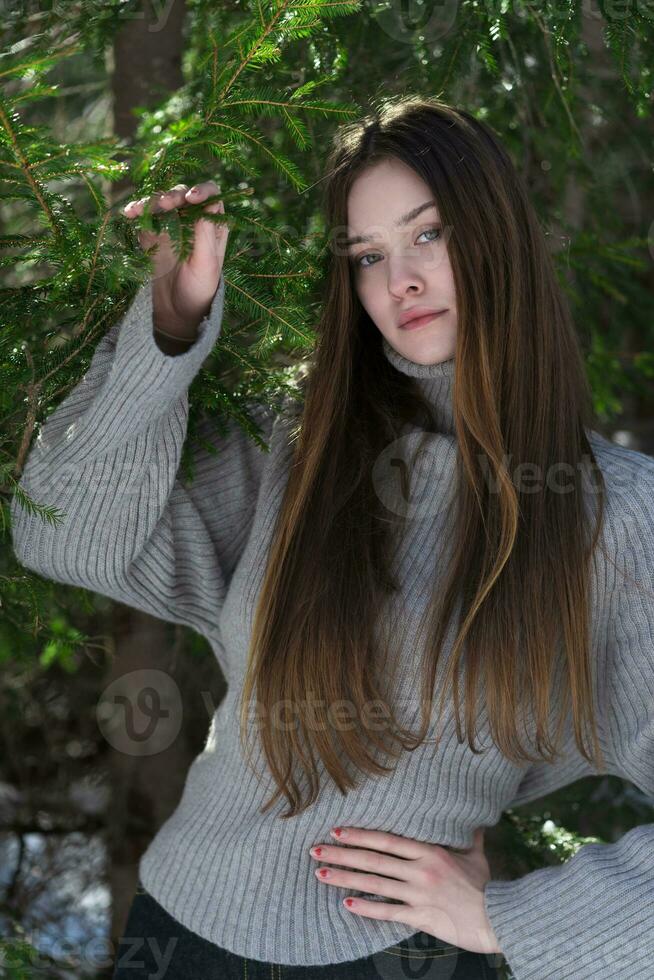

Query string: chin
[403,345,454,365]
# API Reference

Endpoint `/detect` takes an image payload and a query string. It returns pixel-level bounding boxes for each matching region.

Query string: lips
[398,308,447,329]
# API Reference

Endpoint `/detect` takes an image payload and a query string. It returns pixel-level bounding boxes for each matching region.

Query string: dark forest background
[0,1,652,976]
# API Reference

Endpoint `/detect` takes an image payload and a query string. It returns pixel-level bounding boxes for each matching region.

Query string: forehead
[345,160,439,246]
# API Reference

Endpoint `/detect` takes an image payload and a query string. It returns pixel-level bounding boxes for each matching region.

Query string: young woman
[11,96,653,980]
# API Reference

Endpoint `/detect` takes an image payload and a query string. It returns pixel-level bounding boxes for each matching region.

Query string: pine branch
[0,0,360,568]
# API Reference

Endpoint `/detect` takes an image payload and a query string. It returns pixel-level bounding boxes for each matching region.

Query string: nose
[387,240,446,292]
[387,261,426,299]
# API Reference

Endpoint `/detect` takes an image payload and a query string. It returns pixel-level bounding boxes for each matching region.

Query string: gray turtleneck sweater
[10,276,654,977]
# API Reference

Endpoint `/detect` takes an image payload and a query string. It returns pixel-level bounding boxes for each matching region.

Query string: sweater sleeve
[483,497,654,979]
[9,274,275,645]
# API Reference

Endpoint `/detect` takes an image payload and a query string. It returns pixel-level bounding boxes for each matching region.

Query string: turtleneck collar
[381,335,456,437]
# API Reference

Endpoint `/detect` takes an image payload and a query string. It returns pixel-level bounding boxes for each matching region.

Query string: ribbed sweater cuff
[112,274,226,411]
[483,823,654,979]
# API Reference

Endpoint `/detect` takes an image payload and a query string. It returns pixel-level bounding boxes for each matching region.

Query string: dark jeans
[112,879,504,979]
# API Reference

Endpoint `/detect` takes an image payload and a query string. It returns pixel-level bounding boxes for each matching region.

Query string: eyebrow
[343,199,439,248]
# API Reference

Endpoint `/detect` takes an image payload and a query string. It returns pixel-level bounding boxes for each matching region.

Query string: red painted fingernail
[318,868,330,878]
[311,847,323,856]
[344,898,356,908]
[331,827,345,838]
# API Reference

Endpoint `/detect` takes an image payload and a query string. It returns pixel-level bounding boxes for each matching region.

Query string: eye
[350,226,442,270]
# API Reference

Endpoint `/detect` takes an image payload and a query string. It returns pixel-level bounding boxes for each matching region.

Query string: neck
[382,336,456,437]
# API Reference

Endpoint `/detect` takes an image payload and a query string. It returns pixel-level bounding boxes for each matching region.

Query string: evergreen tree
[1,3,653,976]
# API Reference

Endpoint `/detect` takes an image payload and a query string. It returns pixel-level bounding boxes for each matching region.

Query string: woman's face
[345,157,457,365]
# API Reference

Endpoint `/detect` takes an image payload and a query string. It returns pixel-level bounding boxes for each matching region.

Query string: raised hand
[122,180,229,339]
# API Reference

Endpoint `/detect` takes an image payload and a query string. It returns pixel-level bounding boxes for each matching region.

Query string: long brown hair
[238,95,611,818]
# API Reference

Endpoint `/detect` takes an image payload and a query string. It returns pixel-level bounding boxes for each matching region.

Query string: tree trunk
[102,1,228,966]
